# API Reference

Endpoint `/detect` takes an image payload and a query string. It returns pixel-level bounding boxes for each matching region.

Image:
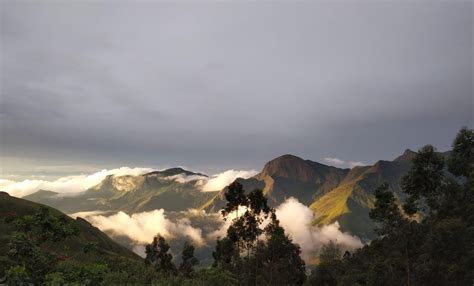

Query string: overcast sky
[1,1,472,179]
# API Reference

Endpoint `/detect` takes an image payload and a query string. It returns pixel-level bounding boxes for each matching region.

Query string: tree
[221,187,273,284]
[369,183,406,236]
[225,188,272,252]
[319,241,342,264]
[212,237,236,271]
[145,235,177,276]
[215,183,306,285]
[179,241,199,278]
[308,241,342,286]
[448,127,474,177]
[401,145,445,216]
[259,213,306,286]
[327,128,474,286]
[221,181,248,218]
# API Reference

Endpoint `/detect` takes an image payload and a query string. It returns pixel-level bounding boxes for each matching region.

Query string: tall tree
[308,241,342,286]
[259,213,306,286]
[145,235,176,276]
[212,237,236,271]
[178,241,199,278]
[216,183,306,285]
[448,127,474,177]
[369,183,406,236]
[401,145,445,216]
[221,181,248,218]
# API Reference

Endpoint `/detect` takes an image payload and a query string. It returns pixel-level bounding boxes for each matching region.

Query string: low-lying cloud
[77,209,205,247]
[0,167,258,197]
[324,157,366,169]
[324,157,345,166]
[72,197,362,261]
[276,197,363,260]
[208,197,362,261]
[0,167,153,197]
[201,169,258,192]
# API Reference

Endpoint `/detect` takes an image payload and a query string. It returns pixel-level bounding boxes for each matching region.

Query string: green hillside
[0,192,142,278]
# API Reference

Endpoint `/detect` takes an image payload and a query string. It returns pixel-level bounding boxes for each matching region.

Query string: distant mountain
[145,167,207,177]
[23,151,451,241]
[309,157,413,240]
[205,154,349,212]
[25,168,219,214]
[0,191,141,272]
[23,189,59,201]
[204,150,435,240]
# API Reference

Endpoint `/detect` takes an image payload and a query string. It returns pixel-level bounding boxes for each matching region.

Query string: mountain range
[24,168,218,214]
[204,150,418,239]
[21,149,448,240]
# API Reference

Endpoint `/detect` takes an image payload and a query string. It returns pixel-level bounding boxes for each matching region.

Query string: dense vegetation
[1,127,472,285]
[307,127,474,285]
[212,182,306,285]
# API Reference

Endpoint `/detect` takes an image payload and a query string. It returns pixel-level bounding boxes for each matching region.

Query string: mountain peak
[394,149,417,162]
[145,168,207,177]
[255,154,317,183]
[23,189,59,200]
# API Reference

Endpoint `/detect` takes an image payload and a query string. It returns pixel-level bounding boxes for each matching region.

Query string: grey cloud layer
[1,1,472,176]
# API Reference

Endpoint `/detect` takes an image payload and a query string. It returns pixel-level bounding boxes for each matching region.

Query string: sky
[1,0,473,180]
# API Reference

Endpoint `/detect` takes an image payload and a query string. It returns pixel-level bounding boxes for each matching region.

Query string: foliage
[214,182,306,285]
[44,272,65,286]
[257,213,306,285]
[212,237,236,271]
[179,241,199,278]
[401,145,445,216]
[307,241,343,286]
[5,265,30,286]
[448,126,474,177]
[145,235,177,276]
[4,207,79,283]
[309,128,474,285]
[369,183,406,236]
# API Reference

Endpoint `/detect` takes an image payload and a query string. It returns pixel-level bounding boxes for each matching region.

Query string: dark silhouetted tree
[259,213,306,285]
[179,241,199,278]
[369,183,406,236]
[448,127,474,177]
[401,145,445,216]
[145,235,176,276]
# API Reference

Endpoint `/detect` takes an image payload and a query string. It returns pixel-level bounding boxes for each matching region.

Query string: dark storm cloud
[1,1,472,176]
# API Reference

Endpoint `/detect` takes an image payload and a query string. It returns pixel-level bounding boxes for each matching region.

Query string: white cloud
[348,161,365,168]
[202,170,258,192]
[0,167,153,197]
[324,157,366,169]
[0,179,16,189]
[207,198,363,261]
[1,167,259,197]
[69,210,112,218]
[324,157,345,166]
[79,210,205,247]
[207,205,248,240]
[163,174,208,185]
[276,197,363,260]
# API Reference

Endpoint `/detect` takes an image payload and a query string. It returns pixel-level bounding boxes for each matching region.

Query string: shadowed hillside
[0,192,141,277]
